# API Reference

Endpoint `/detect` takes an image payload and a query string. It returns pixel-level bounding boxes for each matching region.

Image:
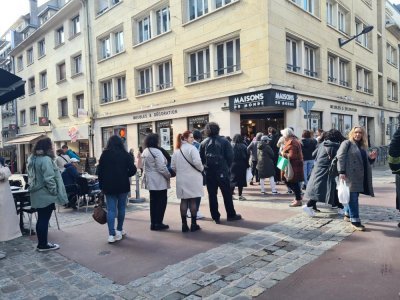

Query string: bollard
[128,172,146,203]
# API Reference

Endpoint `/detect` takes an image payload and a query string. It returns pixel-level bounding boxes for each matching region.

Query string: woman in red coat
[281,128,304,207]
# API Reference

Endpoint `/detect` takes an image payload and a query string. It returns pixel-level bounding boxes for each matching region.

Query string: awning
[0,69,25,105]
[5,133,46,145]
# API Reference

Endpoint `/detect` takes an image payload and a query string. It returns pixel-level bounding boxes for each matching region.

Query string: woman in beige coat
[171,131,204,232]
[0,158,22,259]
[142,133,171,231]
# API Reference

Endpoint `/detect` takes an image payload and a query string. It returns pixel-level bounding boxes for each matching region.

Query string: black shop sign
[229,89,297,111]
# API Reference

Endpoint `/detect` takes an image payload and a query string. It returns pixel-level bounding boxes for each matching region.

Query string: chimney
[29,0,39,26]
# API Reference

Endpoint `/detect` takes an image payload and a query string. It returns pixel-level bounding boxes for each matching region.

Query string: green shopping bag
[277,156,288,170]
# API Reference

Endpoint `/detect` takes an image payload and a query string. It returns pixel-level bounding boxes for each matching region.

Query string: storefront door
[240,112,284,138]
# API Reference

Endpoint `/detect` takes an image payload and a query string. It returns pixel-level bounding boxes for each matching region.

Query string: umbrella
[0,69,25,105]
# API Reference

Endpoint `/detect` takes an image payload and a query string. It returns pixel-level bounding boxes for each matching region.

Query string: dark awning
[0,69,25,105]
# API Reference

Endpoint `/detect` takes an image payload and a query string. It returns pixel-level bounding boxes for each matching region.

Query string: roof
[0,69,25,105]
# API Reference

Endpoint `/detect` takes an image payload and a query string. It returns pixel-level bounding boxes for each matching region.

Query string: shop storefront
[156,119,173,152]
[101,125,127,149]
[138,122,153,148]
[187,115,209,132]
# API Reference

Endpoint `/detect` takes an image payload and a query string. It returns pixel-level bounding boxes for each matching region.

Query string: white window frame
[115,76,126,99]
[138,67,153,94]
[328,55,336,83]
[27,48,34,65]
[28,77,35,94]
[114,31,124,54]
[98,28,124,60]
[96,0,121,15]
[40,71,47,90]
[188,48,210,83]
[338,8,346,33]
[157,60,172,90]
[156,6,170,35]
[338,60,348,87]
[138,16,151,43]
[387,43,397,66]
[57,62,66,81]
[20,110,26,126]
[286,38,299,72]
[41,103,49,118]
[215,38,241,76]
[17,55,23,71]
[188,0,208,21]
[215,0,233,9]
[72,54,82,75]
[101,80,113,103]
[71,15,80,36]
[56,26,65,46]
[304,45,316,77]
[326,1,334,26]
[100,36,111,59]
[38,39,46,57]
[75,94,84,114]
[30,107,37,124]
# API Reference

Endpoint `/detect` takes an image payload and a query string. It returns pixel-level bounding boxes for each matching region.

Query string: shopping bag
[337,179,350,204]
[277,156,288,170]
[285,160,294,181]
[246,168,252,182]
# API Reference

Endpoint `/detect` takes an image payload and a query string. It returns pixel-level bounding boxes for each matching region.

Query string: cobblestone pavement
[0,166,398,299]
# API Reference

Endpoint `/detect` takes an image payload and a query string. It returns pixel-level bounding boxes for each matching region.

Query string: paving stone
[179,283,201,296]
[195,285,220,297]
[183,295,201,300]
[216,266,236,277]
[269,271,289,281]
[235,278,256,289]
[40,296,58,300]
[250,260,268,268]
[274,241,289,248]
[273,249,288,256]
[57,270,74,278]
[280,264,300,274]
[245,285,266,297]
[199,264,218,273]
[1,284,20,293]
[221,287,243,297]
[197,273,221,286]
[224,273,243,282]
[211,280,228,290]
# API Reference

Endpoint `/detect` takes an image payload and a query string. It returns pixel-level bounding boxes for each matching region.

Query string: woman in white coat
[171,131,204,232]
[142,133,171,231]
[0,157,22,259]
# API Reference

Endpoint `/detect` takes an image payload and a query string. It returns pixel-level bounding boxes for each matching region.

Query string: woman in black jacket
[230,134,249,200]
[301,130,317,190]
[98,135,136,243]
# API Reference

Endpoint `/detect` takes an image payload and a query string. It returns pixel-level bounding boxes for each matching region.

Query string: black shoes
[190,224,201,232]
[351,222,365,231]
[150,223,170,231]
[182,224,189,232]
[214,219,221,224]
[227,214,242,221]
[37,243,60,252]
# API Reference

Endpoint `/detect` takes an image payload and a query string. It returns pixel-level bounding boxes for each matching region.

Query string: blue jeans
[106,193,128,236]
[344,192,360,223]
[303,160,314,186]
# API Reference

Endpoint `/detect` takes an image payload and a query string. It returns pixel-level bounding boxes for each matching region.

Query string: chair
[64,184,80,210]
[76,177,101,212]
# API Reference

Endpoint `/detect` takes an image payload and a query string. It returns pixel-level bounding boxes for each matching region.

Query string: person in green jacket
[27,138,68,252]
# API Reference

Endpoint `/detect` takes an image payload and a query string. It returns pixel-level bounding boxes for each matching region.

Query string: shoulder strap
[180,148,202,173]
[148,148,156,159]
[59,154,69,163]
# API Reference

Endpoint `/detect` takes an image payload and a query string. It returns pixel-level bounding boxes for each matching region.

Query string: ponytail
[175,130,192,149]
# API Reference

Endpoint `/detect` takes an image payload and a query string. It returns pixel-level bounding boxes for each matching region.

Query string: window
[387,80,398,102]
[216,38,240,76]
[216,0,232,9]
[41,103,49,118]
[71,15,80,36]
[27,48,34,65]
[38,39,46,57]
[55,26,65,46]
[101,80,113,103]
[158,61,172,90]
[115,76,126,99]
[40,71,47,90]
[114,31,124,54]
[328,54,349,87]
[286,38,299,72]
[338,8,346,32]
[57,62,66,81]
[338,60,348,87]
[326,1,349,34]
[304,45,316,77]
[326,1,333,25]
[72,54,82,75]
[291,0,317,15]
[96,0,120,15]
[328,55,336,83]
[138,16,151,43]
[98,28,124,60]
[331,113,352,136]
[75,94,84,114]
[188,48,210,82]
[356,66,372,93]
[387,43,397,66]
[30,107,37,124]
[20,110,26,126]
[188,0,208,21]
[59,98,68,117]
[100,36,111,59]
[138,67,153,94]
[28,77,35,94]
[355,19,371,49]
[17,55,23,71]
[286,35,319,78]
[134,5,171,44]
[156,7,170,35]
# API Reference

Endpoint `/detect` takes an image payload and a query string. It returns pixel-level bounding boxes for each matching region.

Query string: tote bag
[277,156,288,170]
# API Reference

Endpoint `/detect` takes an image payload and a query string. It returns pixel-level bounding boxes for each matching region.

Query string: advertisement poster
[160,128,170,150]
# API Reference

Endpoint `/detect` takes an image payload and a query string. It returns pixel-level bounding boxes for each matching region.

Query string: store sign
[188,115,209,125]
[68,126,79,142]
[38,117,49,126]
[229,89,297,111]
[330,105,357,112]
[132,109,178,121]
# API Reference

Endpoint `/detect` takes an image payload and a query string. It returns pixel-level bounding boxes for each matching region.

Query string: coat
[256,141,275,179]
[55,154,70,172]
[301,138,317,161]
[171,142,204,199]
[98,149,136,195]
[247,140,259,161]
[62,163,80,186]
[230,142,249,187]
[200,135,233,175]
[389,127,400,209]
[142,147,171,191]
[305,140,339,204]
[0,166,21,242]
[27,153,68,208]
[282,138,304,183]
[337,140,374,196]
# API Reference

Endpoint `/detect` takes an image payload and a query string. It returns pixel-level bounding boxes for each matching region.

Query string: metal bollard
[128,172,146,203]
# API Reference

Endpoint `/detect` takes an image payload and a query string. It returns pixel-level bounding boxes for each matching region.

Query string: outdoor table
[81,173,98,180]
[11,188,34,235]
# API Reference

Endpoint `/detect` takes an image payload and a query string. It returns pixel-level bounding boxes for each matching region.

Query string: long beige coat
[0,166,22,242]
[171,142,204,199]
[142,147,171,190]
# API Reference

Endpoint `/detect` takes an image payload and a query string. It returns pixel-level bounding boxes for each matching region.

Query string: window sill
[98,50,126,64]
[58,116,69,119]
[27,62,34,67]
[355,41,373,53]
[387,61,398,69]
[56,79,67,85]
[136,87,174,98]
[71,72,83,79]
[327,24,350,39]
[286,0,321,22]
[40,87,48,92]
[54,42,65,50]
[387,98,398,103]
[328,81,352,90]
[69,32,81,41]
[99,97,129,106]
[133,30,172,48]
[95,1,122,19]
[356,89,373,96]
[28,92,36,96]
[286,70,322,82]
[185,70,242,87]
[182,0,240,26]
[38,54,46,60]
[30,122,37,125]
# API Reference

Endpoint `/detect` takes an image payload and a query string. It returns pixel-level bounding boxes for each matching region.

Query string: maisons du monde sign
[229,89,297,111]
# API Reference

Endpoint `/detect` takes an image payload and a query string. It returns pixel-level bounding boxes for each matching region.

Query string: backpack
[326,141,350,177]
[205,137,224,169]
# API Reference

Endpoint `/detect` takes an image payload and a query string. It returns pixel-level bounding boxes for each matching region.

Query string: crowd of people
[1,120,398,256]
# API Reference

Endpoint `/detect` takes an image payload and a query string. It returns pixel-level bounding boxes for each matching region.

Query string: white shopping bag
[246,168,253,182]
[337,179,350,204]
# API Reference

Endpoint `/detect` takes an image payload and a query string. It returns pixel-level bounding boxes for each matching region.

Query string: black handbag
[180,149,206,186]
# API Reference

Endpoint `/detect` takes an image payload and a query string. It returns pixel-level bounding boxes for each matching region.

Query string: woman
[0,157,21,259]
[268,127,281,183]
[301,130,317,190]
[257,135,278,195]
[142,133,171,231]
[281,128,304,207]
[136,146,143,175]
[337,126,376,231]
[27,137,68,251]
[230,134,249,200]
[55,149,70,173]
[98,135,136,243]
[388,124,400,227]
[171,131,203,232]
[247,132,263,185]
[302,129,346,217]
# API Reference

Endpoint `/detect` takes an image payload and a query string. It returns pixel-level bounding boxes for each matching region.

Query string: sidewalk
[0,166,398,299]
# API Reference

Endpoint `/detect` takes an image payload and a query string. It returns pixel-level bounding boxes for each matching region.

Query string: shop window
[187,115,209,132]
[102,125,127,148]
[331,113,352,137]
[138,122,153,148]
[156,120,173,152]
[308,111,322,133]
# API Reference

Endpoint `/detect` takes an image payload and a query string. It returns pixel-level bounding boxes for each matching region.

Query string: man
[190,129,205,219]
[62,145,80,161]
[200,122,242,224]
[62,158,81,209]
[389,123,400,228]
[247,132,263,185]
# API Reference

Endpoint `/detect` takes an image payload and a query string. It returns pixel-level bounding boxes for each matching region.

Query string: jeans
[344,192,360,223]
[149,190,168,225]
[303,160,314,186]
[106,193,128,236]
[36,203,55,247]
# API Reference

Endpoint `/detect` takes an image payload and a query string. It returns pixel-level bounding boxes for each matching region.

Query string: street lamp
[338,25,374,47]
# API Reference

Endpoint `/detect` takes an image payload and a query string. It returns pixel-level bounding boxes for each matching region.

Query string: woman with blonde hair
[337,126,377,231]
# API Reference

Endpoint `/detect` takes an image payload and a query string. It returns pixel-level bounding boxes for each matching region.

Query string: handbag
[285,160,294,181]
[277,156,288,170]
[148,148,176,177]
[180,149,206,186]
[92,193,107,225]
[246,168,252,182]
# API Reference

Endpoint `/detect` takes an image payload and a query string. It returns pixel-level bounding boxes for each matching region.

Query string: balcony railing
[328,76,337,83]
[187,72,211,83]
[339,80,349,87]
[137,87,153,95]
[364,88,372,93]
[304,69,318,77]
[157,82,173,90]
[286,64,300,72]
[214,64,240,76]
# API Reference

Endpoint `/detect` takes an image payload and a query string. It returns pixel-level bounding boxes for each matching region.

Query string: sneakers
[196,211,205,220]
[343,215,350,222]
[351,222,365,231]
[108,236,116,243]
[289,200,302,207]
[238,196,246,201]
[37,243,60,252]
[227,214,242,221]
[337,208,345,215]
[286,190,293,194]
[271,191,279,195]
[115,230,126,241]
[302,205,315,217]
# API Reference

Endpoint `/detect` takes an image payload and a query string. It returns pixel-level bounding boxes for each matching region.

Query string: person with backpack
[200,122,242,224]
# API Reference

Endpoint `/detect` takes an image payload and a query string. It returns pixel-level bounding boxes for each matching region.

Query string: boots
[181,215,189,232]
[190,216,201,232]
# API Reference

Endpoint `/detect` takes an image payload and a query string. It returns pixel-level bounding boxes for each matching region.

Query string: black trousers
[149,190,168,225]
[251,161,259,182]
[286,182,302,200]
[206,172,237,221]
[36,203,55,247]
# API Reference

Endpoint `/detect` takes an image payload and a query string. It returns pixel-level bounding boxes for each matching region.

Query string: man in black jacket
[388,123,400,227]
[200,122,242,224]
